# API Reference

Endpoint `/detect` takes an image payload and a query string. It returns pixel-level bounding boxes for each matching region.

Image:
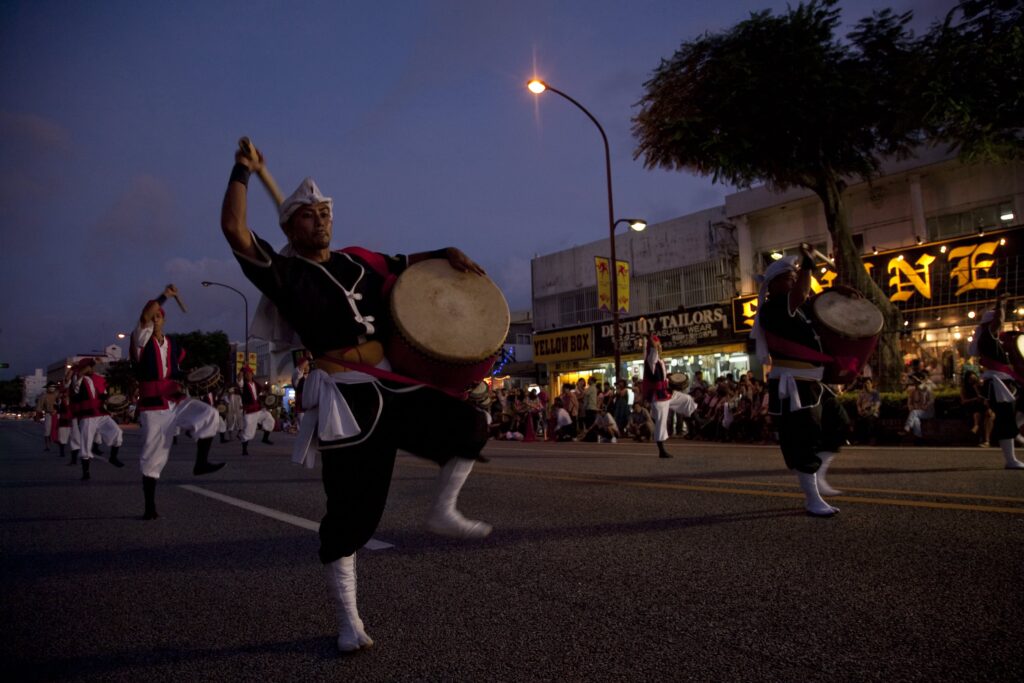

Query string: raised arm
[140,284,178,324]
[221,147,261,261]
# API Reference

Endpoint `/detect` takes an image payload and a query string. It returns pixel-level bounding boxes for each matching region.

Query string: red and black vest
[134,335,187,411]
[241,381,262,414]
[73,375,107,418]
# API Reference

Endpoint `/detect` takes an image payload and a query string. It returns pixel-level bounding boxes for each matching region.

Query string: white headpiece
[968,310,998,357]
[750,255,800,366]
[279,177,333,226]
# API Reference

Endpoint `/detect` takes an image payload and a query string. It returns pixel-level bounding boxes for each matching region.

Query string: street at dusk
[3,421,1022,682]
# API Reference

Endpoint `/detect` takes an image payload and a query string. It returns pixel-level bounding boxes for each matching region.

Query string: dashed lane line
[178,484,394,550]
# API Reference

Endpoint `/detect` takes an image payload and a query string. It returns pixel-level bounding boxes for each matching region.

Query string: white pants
[69,418,80,451]
[42,413,53,436]
[139,399,220,479]
[58,425,70,445]
[241,410,275,442]
[78,415,124,460]
[905,409,927,437]
[653,391,698,443]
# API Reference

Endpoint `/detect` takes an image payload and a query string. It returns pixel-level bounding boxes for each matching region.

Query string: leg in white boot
[426,458,492,538]
[796,470,839,517]
[325,554,373,652]
[816,451,842,495]
[999,439,1024,469]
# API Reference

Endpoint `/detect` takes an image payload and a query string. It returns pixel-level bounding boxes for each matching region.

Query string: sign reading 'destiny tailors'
[594,304,744,357]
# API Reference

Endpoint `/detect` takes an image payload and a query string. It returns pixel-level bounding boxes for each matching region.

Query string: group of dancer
[36,140,1020,655]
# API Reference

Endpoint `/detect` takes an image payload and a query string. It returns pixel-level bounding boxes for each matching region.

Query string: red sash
[979,357,1024,385]
[139,379,183,399]
[764,330,864,378]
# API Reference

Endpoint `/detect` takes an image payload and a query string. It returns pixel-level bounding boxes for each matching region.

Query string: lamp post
[528,79,645,380]
[201,281,249,382]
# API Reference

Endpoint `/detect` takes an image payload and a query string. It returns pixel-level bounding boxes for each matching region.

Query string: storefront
[534,302,750,397]
[731,225,1024,386]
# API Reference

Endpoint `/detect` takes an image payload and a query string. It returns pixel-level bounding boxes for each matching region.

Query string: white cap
[279,177,333,226]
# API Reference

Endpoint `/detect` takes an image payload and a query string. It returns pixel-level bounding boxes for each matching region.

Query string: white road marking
[178,484,394,550]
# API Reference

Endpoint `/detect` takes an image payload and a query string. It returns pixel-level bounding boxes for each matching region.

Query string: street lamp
[528,78,636,380]
[201,281,249,381]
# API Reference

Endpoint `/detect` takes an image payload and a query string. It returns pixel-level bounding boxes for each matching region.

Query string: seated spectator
[856,378,881,445]
[552,397,576,442]
[627,401,655,442]
[727,395,752,442]
[899,377,933,444]
[960,370,992,447]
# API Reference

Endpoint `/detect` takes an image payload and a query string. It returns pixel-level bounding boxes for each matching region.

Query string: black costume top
[758,293,825,414]
[236,233,407,355]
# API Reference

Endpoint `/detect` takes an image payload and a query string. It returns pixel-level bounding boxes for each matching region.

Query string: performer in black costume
[221,142,492,652]
[969,293,1024,470]
[751,245,848,517]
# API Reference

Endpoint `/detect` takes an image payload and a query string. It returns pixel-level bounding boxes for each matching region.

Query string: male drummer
[35,383,59,451]
[640,327,697,458]
[72,359,125,480]
[131,285,225,520]
[239,365,275,455]
[969,294,1024,469]
[222,142,492,652]
[751,246,848,516]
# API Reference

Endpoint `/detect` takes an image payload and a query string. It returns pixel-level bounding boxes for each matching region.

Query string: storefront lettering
[948,241,1001,296]
[534,333,591,356]
[887,253,936,302]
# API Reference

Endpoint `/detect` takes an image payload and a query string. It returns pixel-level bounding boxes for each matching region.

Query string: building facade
[531,151,1024,396]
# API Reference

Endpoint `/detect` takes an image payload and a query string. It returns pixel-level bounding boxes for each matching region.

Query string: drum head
[812,291,883,338]
[1016,334,1024,360]
[262,394,278,408]
[187,365,218,383]
[390,259,510,364]
[216,403,228,415]
[668,373,688,389]
[106,394,128,409]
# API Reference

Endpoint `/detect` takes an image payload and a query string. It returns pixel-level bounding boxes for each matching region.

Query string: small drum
[810,290,884,384]
[467,381,493,408]
[262,394,279,409]
[105,394,131,418]
[186,365,222,395]
[387,259,510,394]
[668,373,689,391]
[216,402,228,416]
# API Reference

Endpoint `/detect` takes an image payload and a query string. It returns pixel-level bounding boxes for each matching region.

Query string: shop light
[968,336,974,343]
[915,235,923,245]
[1017,308,1024,316]
[978,227,986,236]
[897,254,905,261]
[820,266,828,274]
[917,322,927,328]
[903,320,909,327]
[940,245,947,253]
[770,251,783,260]
[1000,237,1007,246]
[872,245,878,255]
[1001,212,1015,222]
[968,310,976,319]
[954,332,962,340]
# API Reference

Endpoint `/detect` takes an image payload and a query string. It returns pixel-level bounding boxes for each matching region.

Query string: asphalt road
[2,420,1022,682]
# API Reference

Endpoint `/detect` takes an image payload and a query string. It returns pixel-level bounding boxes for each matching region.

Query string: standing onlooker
[612,379,631,433]
[960,370,992,447]
[856,378,881,445]
[581,376,600,441]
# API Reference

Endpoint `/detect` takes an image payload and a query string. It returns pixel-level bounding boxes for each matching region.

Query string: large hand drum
[810,290,883,384]
[387,260,510,394]
[186,365,222,395]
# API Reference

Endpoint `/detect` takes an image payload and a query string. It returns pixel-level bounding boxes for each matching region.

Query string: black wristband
[800,254,815,271]
[230,163,251,187]
[156,294,168,305]
[428,248,450,259]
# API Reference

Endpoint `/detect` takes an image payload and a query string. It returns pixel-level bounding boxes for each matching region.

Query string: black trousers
[771,384,848,474]
[983,378,1019,442]
[318,381,488,563]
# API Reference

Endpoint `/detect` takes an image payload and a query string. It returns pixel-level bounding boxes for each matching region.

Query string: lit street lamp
[201,281,249,381]
[528,79,643,380]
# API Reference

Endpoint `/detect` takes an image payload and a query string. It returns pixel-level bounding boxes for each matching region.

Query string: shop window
[926,201,1014,240]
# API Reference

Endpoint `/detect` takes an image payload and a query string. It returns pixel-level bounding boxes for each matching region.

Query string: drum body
[216,402,228,417]
[105,394,131,418]
[668,373,689,391]
[387,259,510,394]
[997,331,1024,378]
[810,291,883,384]
[186,365,222,395]
[262,394,279,409]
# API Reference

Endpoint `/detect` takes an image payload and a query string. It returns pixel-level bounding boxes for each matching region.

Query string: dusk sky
[0,0,955,379]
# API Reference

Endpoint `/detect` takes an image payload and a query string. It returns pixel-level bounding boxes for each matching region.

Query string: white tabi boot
[325,555,373,652]
[426,458,493,539]
[795,470,839,517]
[816,451,842,495]
[999,439,1024,469]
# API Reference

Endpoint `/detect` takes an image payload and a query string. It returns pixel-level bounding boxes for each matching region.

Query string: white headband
[279,177,333,226]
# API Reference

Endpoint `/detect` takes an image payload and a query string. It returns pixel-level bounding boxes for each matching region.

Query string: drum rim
[106,394,129,407]
[389,259,511,364]
[811,291,884,337]
[186,365,220,381]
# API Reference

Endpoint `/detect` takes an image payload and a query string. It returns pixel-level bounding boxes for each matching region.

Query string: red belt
[139,379,182,399]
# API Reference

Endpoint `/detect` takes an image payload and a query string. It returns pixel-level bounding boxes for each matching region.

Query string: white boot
[796,470,839,517]
[324,555,373,652]
[999,439,1024,469]
[816,451,842,495]
[426,458,492,538]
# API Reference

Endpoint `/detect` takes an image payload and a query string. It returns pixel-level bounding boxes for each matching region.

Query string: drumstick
[172,294,188,313]
[801,242,835,267]
[238,137,285,207]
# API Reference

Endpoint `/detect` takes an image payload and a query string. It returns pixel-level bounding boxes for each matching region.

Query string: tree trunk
[817,176,904,392]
